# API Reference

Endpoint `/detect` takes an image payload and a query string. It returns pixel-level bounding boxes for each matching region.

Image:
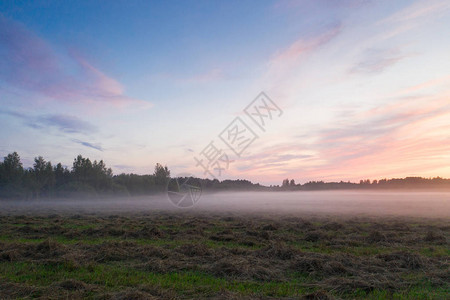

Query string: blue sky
[1,0,450,185]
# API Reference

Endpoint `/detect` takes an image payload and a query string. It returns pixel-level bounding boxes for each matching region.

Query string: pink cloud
[274,25,341,61]
[395,75,450,96]
[267,23,341,77]
[0,14,151,109]
[231,90,450,183]
[305,93,450,181]
[380,0,450,24]
[349,47,412,74]
[376,0,450,40]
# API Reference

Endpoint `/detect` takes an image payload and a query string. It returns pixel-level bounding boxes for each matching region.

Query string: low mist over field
[1,1,449,298]
[1,191,449,218]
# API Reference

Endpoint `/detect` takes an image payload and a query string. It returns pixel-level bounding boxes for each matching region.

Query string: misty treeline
[280,177,450,190]
[0,152,171,199]
[0,152,262,199]
[1,152,450,200]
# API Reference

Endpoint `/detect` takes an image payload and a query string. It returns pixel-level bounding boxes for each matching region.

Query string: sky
[1,0,450,185]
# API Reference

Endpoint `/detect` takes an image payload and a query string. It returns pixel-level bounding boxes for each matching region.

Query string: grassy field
[0,211,448,299]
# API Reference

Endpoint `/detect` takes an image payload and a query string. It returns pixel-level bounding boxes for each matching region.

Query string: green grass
[0,213,448,299]
[0,261,312,297]
[1,261,446,299]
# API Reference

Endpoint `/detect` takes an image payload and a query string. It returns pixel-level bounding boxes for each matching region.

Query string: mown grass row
[1,261,448,299]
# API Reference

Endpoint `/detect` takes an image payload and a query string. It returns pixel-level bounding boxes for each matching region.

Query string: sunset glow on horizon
[1,0,450,185]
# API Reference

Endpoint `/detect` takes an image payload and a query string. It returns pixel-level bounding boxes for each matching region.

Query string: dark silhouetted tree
[54,163,70,187]
[72,155,93,183]
[0,152,25,197]
[154,163,170,188]
[31,156,54,198]
[2,152,23,183]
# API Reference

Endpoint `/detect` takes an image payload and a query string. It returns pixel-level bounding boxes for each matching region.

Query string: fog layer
[1,191,449,218]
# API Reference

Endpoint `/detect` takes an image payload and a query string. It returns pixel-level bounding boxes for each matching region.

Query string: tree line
[0,152,263,199]
[1,151,449,199]
[0,152,170,199]
[279,177,450,190]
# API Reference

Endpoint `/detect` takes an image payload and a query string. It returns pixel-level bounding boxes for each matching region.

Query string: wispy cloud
[259,22,342,100]
[0,14,151,109]
[0,110,96,134]
[394,75,450,96]
[36,114,96,134]
[302,93,450,180]
[380,0,450,24]
[72,139,103,151]
[231,145,315,176]
[268,23,342,75]
[349,47,411,74]
[230,89,450,182]
[376,0,450,40]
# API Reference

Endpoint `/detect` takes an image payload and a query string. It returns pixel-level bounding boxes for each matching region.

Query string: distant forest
[1,152,450,199]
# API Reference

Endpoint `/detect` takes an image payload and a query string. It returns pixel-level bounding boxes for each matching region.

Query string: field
[0,211,448,299]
